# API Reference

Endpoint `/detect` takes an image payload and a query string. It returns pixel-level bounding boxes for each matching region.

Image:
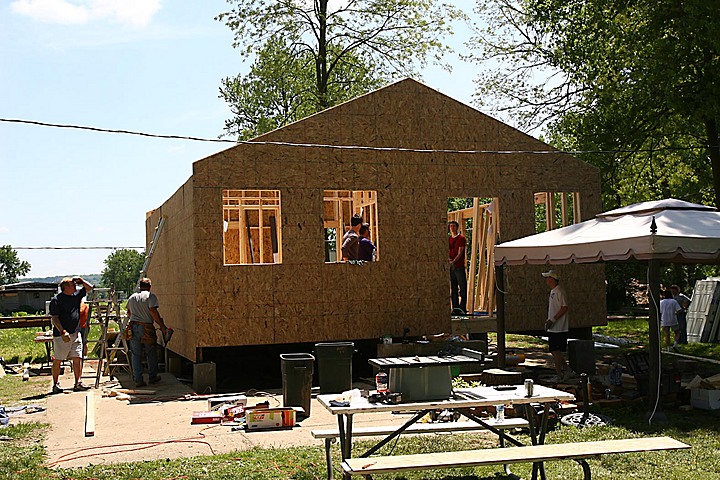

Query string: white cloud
[11,0,162,28]
[0,227,9,233]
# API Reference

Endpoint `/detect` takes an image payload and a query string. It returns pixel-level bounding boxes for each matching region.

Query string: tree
[216,0,465,135]
[469,0,720,208]
[0,245,31,285]
[101,249,145,296]
[220,38,383,139]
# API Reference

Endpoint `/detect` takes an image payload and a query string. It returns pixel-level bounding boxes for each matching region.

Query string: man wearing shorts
[542,270,570,381]
[50,276,93,393]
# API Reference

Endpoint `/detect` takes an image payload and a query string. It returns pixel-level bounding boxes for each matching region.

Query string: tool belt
[125,321,158,345]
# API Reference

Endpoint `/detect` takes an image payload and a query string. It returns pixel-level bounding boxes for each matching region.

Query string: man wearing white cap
[542,270,570,380]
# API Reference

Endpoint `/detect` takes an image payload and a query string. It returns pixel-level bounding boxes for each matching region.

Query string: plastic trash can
[280,353,315,418]
[314,342,354,393]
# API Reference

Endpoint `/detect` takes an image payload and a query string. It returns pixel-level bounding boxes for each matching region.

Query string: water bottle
[375,370,389,393]
[495,404,505,422]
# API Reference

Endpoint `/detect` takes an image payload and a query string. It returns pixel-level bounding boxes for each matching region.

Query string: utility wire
[1,118,713,155]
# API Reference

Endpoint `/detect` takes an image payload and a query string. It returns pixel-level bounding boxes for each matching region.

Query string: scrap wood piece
[108,388,157,396]
[85,390,95,437]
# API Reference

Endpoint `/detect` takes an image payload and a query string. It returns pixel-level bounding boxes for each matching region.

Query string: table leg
[324,438,334,480]
[360,409,428,458]
[458,408,524,447]
[337,413,353,480]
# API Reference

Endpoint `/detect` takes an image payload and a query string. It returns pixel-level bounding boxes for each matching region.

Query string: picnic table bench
[312,417,529,479]
[342,436,689,479]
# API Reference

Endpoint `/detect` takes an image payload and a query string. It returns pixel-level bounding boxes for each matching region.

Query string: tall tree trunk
[316,0,329,109]
[706,117,720,209]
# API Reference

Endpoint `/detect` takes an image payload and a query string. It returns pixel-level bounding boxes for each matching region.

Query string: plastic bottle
[375,370,389,393]
[495,404,505,422]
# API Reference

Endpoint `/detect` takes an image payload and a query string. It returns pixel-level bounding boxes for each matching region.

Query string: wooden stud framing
[223,190,282,265]
[535,192,582,232]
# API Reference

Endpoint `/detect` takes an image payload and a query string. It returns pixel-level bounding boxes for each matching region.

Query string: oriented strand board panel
[150,78,604,358]
[146,179,197,361]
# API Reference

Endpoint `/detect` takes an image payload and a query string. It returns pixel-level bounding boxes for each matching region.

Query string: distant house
[0,282,57,314]
[146,78,606,365]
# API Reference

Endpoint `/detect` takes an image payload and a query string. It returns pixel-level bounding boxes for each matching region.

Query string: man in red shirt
[448,221,467,313]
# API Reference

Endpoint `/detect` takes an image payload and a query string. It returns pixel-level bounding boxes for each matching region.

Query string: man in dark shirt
[358,223,376,261]
[49,276,93,393]
[341,215,363,261]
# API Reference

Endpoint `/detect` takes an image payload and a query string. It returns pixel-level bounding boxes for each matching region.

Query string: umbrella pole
[646,259,667,423]
[495,265,506,367]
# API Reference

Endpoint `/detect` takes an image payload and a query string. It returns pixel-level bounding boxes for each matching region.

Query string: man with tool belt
[126,278,171,387]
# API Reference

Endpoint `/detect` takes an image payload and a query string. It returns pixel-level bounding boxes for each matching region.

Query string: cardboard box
[691,388,720,410]
[191,411,223,424]
[246,408,296,430]
[207,394,247,411]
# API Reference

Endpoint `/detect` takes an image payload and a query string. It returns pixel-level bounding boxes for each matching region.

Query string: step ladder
[88,286,131,388]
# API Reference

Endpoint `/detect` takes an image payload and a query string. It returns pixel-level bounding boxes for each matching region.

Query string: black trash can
[280,353,315,418]
[315,342,354,393]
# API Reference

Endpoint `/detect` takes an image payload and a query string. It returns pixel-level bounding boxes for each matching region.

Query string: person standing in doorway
[670,285,691,344]
[448,220,467,314]
[126,278,170,387]
[542,270,571,381]
[49,277,93,393]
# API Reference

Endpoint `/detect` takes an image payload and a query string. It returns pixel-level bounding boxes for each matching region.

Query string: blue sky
[0,0,480,278]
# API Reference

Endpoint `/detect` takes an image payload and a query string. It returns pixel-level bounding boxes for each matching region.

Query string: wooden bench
[312,418,529,479]
[342,436,690,479]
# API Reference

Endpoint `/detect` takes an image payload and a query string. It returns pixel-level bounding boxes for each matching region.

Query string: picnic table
[0,315,52,329]
[318,384,575,480]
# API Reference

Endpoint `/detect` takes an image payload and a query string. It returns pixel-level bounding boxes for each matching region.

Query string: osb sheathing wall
[150,79,605,361]
[146,179,197,361]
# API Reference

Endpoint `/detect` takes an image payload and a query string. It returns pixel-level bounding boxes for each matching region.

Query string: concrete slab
[43,360,411,468]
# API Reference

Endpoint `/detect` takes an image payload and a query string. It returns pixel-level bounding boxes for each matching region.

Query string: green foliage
[0,245,30,285]
[0,327,50,364]
[100,249,145,296]
[0,423,46,480]
[220,38,383,139]
[217,0,466,137]
[471,0,720,209]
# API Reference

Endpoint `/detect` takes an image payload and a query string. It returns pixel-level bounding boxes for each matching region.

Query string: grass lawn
[2,318,720,479]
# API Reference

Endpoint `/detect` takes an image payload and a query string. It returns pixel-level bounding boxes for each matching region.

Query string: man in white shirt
[542,270,570,380]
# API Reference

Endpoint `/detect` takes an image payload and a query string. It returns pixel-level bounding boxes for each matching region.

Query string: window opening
[534,192,581,233]
[324,190,379,262]
[223,189,282,265]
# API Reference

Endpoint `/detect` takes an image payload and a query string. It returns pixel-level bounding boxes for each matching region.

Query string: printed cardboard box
[246,408,296,430]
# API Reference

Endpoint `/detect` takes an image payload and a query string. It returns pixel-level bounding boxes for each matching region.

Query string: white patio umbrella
[494,198,720,423]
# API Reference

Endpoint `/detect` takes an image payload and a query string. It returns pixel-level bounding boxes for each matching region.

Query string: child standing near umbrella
[660,289,682,352]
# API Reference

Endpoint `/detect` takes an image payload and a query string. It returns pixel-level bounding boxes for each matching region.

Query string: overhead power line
[0,117,713,155]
